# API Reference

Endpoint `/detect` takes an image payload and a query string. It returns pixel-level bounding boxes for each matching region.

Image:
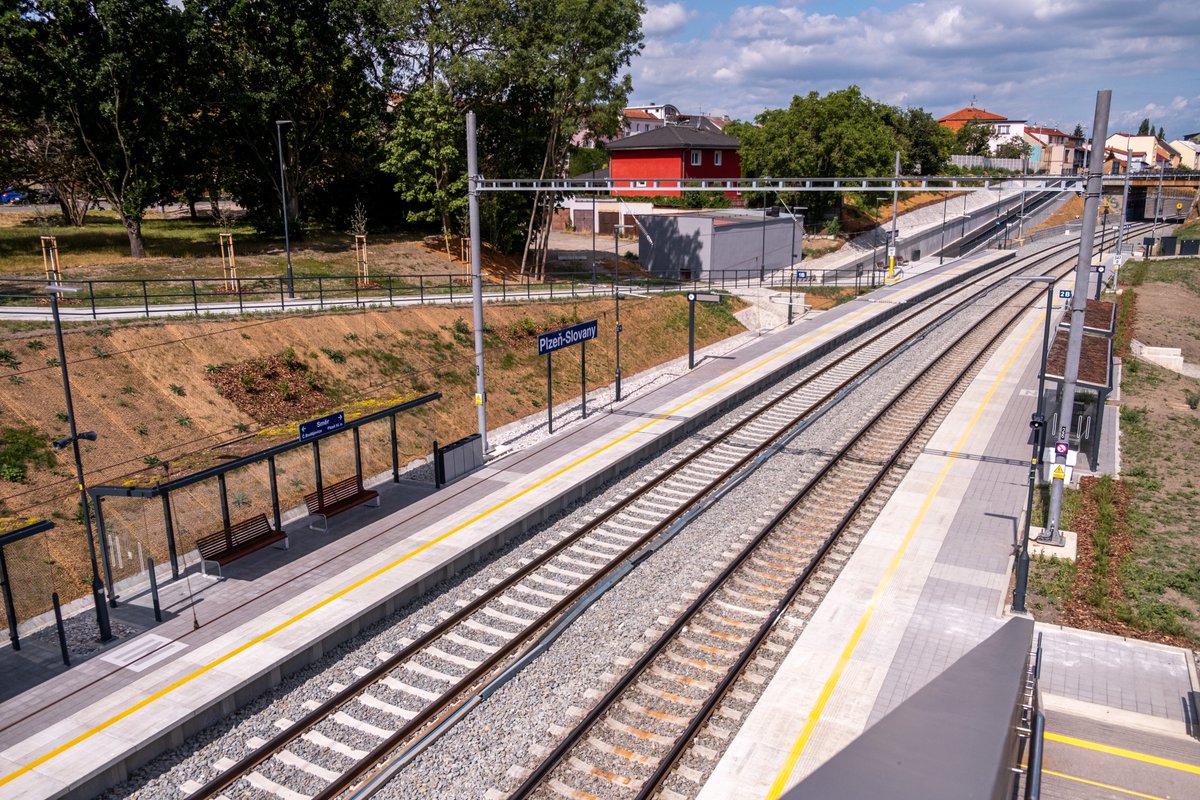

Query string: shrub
[120,385,137,395]
[175,415,192,427]
[320,348,346,364]
[26,340,45,351]
[169,384,186,396]
[143,455,160,467]
[0,349,19,369]
[1186,389,1200,411]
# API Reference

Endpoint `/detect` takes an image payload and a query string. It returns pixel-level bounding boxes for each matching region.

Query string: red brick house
[606,126,741,197]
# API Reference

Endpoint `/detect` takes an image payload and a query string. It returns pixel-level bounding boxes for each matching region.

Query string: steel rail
[511,252,1075,800]
[306,251,1049,800]
[188,230,1122,800]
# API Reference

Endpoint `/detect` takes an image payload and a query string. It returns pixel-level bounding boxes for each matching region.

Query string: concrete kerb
[44,251,1015,799]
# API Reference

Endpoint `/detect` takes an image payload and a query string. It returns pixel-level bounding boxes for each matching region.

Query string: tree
[1137,118,1152,136]
[379,0,642,267]
[384,81,467,244]
[188,0,390,233]
[1072,123,1085,139]
[953,120,993,156]
[994,136,1032,160]
[1157,126,1165,141]
[882,106,953,175]
[1,1,98,227]
[568,145,608,177]
[30,0,188,257]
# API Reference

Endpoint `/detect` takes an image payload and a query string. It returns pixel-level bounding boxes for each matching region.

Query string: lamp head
[53,435,72,450]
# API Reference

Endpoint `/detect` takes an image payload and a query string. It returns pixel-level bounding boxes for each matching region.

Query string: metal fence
[0,266,889,319]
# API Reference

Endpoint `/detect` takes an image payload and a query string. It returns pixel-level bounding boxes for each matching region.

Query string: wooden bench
[304,475,380,531]
[196,513,286,577]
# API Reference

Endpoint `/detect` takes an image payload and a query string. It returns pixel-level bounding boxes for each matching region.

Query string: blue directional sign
[796,270,809,280]
[537,319,598,356]
[299,411,345,442]
[1058,289,1073,299]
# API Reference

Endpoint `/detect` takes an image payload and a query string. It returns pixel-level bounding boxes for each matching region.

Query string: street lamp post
[1012,275,1057,614]
[275,120,295,299]
[47,285,112,642]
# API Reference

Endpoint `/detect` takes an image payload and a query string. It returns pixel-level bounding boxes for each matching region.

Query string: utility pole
[1151,163,1165,252]
[466,112,489,452]
[1017,156,1028,242]
[888,151,900,277]
[1041,89,1110,547]
[1117,157,1131,256]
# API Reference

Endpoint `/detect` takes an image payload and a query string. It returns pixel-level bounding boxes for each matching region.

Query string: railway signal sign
[1058,289,1072,299]
[1055,441,1069,456]
[796,270,809,280]
[1052,465,1066,481]
[1096,265,1106,274]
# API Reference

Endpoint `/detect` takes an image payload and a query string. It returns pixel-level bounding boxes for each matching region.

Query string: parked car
[1,187,27,204]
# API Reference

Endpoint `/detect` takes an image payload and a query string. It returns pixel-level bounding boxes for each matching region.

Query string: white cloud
[627,0,1200,138]
[643,3,693,37]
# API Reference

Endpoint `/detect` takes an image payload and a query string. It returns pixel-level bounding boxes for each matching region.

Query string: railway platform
[0,252,1006,798]
[697,271,1200,799]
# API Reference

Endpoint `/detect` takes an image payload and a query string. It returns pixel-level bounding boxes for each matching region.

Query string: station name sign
[537,320,598,356]
[299,411,345,442]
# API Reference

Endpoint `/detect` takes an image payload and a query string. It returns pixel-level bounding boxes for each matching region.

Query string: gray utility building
[637,208,803,282]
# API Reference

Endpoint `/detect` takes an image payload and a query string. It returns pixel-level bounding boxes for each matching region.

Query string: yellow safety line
[1046,732,1200,776]
[1040,768,1168,799]
[765,307,1041,799]
[0,267,964,788]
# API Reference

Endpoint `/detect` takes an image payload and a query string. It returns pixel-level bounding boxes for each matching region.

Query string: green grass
[1175,221,1200,241]
[1031,484,1081,530]
[0,424,57,483]
[0,211,266,270]
[1028,554,1075,610]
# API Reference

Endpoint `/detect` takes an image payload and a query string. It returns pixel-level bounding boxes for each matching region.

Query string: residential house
[1167,138,1200,170]
[621,104,730,136]
[1023,126,1080,174]
[623,107,669,136]
[1104,134,1177,172]
[937,105,1027,153]
[607,126,741,197]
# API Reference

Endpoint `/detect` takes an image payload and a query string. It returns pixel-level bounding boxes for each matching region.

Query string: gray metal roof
[606,125,739,151]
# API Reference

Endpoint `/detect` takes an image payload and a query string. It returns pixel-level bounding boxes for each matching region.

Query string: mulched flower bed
[205,354,331,426]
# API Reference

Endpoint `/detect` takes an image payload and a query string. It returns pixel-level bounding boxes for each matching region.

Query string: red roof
[937,106,1007,132]
[624,109,657,121]
[1026,126,1070,138]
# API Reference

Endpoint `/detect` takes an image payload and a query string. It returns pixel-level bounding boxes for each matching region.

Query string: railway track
[508,253,1049,800]
[186,228,1135,800]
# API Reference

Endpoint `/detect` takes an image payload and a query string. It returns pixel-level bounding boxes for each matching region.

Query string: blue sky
[631,1,1200,139]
